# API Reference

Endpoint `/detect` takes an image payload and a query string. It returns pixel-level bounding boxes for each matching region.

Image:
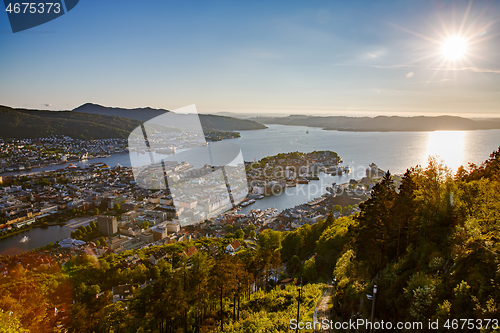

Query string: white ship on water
[20,236,30,243]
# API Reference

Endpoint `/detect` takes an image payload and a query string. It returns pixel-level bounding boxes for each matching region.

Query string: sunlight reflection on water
[425,131,466,172]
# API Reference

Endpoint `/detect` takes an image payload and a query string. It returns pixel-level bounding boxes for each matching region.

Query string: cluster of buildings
[0,159,249,253]
[0,162,146,231]
[0,244,78,276]
[133,160,248,225]
[246,151,343,196]
[0,147,390,262]
[0,136,127,173]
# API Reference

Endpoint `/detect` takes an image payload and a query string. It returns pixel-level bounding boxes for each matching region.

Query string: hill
[74,103,267,131]
[0,105,143,140]
[0,104,266,140]
[251,114,500,131]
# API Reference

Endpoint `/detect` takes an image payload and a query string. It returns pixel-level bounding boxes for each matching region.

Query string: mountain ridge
[73,103,267,131]
[249,114,500,131]
[0,103,266,140]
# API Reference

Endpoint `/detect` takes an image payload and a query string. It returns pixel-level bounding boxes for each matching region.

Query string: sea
[1,125,499,255]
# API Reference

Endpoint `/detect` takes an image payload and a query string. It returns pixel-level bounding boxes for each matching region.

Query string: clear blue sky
[1,0,499,116]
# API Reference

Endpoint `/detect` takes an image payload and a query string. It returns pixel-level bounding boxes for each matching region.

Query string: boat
[256,195,265,200]
[20,236,30,243]
[306,130,309,134]
[248,199,256,205]
[297,179,309,184]
[157,147,177,154]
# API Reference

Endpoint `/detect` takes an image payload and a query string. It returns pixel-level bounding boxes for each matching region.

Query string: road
[313,285,334,332]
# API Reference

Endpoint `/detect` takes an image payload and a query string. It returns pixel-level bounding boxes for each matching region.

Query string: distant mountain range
[0,104,266,140]
[249,115,500,132]
[73,103,267,131]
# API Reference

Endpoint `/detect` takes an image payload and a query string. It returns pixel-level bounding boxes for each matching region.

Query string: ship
[20,236,30,243]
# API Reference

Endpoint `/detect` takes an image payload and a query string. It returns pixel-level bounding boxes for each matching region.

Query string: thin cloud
[372,88,402,94]
[421,78,455,83]
[371,64,414,69]
[430,67,500,74]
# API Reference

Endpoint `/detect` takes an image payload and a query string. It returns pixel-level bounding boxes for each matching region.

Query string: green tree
[235,229,245,239]
[113,203,121,212]
[303,257,318,282]
[224,224,234,233]
[355,171,396,272]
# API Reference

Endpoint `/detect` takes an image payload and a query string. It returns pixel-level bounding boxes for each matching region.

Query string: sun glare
[441,36,467,60]
[425,131,466,172]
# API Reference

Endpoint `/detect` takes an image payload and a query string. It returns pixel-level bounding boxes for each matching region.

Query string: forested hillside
[1,148,500,332]
[307,148,500,326]
[0,105,143,140]
[74,103,268,131]
[0,104,265,140]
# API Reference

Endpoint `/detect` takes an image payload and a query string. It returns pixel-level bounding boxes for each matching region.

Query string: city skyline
[1,0,499,117]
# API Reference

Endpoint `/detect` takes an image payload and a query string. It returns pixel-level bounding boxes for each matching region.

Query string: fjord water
[9,124,500,176]
[234,125,500,176]
[1,125,499,255]
[235,125,500,214]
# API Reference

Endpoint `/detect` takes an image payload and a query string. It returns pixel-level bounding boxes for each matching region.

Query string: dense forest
[1,148,500,332]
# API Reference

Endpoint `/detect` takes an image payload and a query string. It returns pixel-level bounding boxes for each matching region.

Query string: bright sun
[441,36,467,60]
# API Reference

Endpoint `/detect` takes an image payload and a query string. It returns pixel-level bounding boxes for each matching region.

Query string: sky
[0,0,499,117]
